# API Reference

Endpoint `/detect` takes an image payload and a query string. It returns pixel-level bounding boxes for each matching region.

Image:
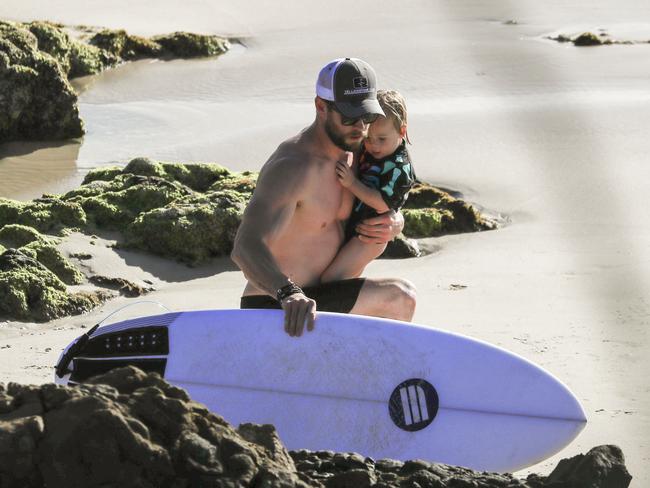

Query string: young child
[321,89,416,282]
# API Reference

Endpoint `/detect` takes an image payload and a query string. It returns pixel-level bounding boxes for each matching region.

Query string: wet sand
[0,1,648,484]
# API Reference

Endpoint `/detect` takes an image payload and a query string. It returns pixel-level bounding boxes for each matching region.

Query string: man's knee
[388,279,417,320]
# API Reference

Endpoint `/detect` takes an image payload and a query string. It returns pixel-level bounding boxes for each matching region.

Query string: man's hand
[356,209,404,244]
[335,152,355,188]
[281,292,316,337]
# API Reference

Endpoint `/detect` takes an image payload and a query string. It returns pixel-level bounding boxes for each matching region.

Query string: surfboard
[54,309,586,472]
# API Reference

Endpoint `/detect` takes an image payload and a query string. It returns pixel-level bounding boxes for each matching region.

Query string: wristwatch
[276,280,304,302]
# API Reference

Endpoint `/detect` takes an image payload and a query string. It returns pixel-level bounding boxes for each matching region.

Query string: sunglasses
[326,102,380,126]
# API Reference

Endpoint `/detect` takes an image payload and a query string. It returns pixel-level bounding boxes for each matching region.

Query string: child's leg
[321,237,387,283]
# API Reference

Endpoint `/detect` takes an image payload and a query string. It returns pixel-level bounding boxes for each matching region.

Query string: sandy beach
[1,0,649,484]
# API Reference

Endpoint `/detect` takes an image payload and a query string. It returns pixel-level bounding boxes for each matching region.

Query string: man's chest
[296,168,351,223]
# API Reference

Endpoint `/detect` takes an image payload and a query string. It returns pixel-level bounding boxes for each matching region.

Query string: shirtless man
[231,58,417,337]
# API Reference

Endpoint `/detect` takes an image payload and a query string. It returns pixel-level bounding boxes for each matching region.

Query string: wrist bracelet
[276,281,304,302]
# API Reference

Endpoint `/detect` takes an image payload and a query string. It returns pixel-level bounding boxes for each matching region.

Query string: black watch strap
[276,281,304,302]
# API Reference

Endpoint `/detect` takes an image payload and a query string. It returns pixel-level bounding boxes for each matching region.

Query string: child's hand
[336,152,355,188]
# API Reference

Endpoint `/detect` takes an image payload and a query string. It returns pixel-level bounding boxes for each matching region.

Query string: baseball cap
[316,58,385,119]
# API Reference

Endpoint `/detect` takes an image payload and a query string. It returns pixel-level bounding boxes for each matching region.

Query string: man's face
[324,106,367,152]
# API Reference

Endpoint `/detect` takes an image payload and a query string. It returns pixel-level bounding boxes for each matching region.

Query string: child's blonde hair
[377,90,411,144]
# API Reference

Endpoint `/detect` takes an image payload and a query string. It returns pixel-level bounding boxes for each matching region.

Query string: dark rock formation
[89,275,154,297]
[381,234,421,259]
[0,366,310,488]
[546,31,642,46]
[526,445,633,488]
[0,367,632,487]
[573,32,607,46]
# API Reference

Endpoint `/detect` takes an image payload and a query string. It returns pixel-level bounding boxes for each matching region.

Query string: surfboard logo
[389,379,439,431]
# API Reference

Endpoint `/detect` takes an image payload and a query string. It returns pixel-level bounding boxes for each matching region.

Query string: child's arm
[336,155,390,213]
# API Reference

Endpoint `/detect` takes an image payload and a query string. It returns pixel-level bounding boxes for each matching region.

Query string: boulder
[0,21,83,143]
[0,248,107,322]
[0,367,632,487]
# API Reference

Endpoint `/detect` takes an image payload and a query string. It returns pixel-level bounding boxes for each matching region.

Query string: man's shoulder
[263,134,316,173]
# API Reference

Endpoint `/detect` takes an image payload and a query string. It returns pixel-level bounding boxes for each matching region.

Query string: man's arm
[335,152,390,213]
[231,156,316,337]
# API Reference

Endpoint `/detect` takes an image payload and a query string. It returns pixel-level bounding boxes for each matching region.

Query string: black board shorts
[240,278,366,314]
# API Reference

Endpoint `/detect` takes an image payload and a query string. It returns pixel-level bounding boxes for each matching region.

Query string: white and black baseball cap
[316,58,385,119]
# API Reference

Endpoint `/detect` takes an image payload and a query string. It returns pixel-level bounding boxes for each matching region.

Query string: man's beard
[324,115,363,152]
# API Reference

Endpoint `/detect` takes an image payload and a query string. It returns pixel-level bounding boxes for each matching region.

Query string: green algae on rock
[125,190,247,265]
[152,32,230,58]
[573,32,608,46]
[0,21,84,143]
[0,197,86,235]
[546,31,641,46]
[0,21,230,144]
[0,224,83,285]
[88,29,162,60]
[25,21,117,78]
[401,182,495,239]
[0,249,107,322]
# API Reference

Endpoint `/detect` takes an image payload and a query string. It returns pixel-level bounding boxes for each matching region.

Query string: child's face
[364,116,404,159]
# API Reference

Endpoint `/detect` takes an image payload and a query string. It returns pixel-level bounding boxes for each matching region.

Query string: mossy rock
[66,174,193,231]
[0,249,106,322]
[573,32,604,46]
[403,208,450,238]
[0,21,84,143]
[208,171,258,197]
[1,21,230,143]
[25,20,117,78]
[0,224,44,248]
[0,224,83,285]
[88,29,162,60]
[152,32,229,58]
[81,166,123,185]
[401,182,495,238]
[119,157,235,192]
[403,184,452,209]
[21,240,84,285]
[0,197,87,235]
[125,190,246,265]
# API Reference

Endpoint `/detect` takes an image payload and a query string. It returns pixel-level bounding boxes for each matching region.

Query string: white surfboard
[54,309,586,472]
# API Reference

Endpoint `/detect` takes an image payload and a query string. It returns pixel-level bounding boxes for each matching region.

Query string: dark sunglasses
[326,102,380,126]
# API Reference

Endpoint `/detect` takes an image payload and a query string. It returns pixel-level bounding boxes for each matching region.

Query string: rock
[88,29,162,60]
[0,248,108,321]
[0,415,44,486]
[0,21,229,144]
[0,20,83,144]
[125,190,247,265]
[152,32,230,58]
[25,20,117,78]
[0,197,87,235]
[0,224,83,285]
[573,32,605,46]
[0,366,309,487]
[89,275,153,297]
[0,367,631,487]
[0,224,43,248]
[402,182,495,238]
[527,444,632,488]
[383,234,421,258]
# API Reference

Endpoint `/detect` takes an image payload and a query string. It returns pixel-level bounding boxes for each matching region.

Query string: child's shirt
[352,140,415,215]
[346,140,416,237]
